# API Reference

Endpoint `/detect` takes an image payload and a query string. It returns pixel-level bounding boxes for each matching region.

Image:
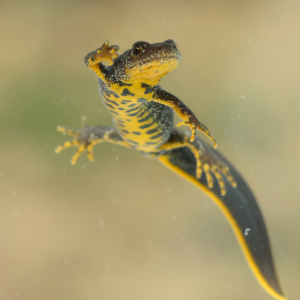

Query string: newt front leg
[84,41,119,80]
[153,88,217,148]
[55,116,130,165]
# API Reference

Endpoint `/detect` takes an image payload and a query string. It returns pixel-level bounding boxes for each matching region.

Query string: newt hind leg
[55,116,130,165]
[157,130,237,196]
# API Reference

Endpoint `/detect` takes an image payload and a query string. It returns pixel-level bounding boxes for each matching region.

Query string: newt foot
[55,116,99,165]
[202,159,237,196]
[84,41,119,67]
[177,117,217,148]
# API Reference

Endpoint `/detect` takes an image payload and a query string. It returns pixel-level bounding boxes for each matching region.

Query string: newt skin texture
[56,40,285,300]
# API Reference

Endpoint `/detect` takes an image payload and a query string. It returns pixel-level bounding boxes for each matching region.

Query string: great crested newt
[55,39,285,300]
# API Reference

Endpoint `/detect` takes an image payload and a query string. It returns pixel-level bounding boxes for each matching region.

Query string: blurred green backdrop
[1,0,299,299]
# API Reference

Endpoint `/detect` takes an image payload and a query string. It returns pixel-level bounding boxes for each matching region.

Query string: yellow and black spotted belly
[99,78,173,151]
[55,39,286,300]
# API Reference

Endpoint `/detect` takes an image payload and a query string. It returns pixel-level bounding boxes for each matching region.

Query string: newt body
[56,40,285,300]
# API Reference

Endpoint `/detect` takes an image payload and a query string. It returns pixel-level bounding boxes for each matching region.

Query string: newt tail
[158,134,285,300]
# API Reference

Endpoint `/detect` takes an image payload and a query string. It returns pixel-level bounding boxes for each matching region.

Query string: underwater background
[1,1,299,299]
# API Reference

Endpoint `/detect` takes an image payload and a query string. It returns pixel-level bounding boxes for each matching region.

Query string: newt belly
[55,39,286,300]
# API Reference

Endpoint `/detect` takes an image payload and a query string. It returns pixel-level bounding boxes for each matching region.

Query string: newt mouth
[127,54,181,70]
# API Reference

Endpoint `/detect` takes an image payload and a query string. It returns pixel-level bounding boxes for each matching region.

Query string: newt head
[114,39,181,85]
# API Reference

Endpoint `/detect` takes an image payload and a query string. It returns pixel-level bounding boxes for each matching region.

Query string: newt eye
[132,45,143,56]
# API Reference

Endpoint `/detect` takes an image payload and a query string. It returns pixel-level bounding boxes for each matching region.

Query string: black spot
[141,83,155,95]
[104,97,119,106]
[121,88,135,97]
[127,106,144,117]
[137,98,147,103]
[139,120,155,129]
[127,103,136,107]
[118,81,132,87]
[121,100,132,105]
[117,123,125,127]
[108,109,120,115]
[118,107,125,110]
[132,131,141,135]
[121,129,129,134]
[146,128,159,135]
[150,131,164,140]
[126,106,140,113]
[105,103,115,109]
[100,85,120,98]
[136,108,148,118]
[138,113,151,123]
[111,91,120,98]
[125,119,131,122]
[146,142,157,145]
[127,139,139,145]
